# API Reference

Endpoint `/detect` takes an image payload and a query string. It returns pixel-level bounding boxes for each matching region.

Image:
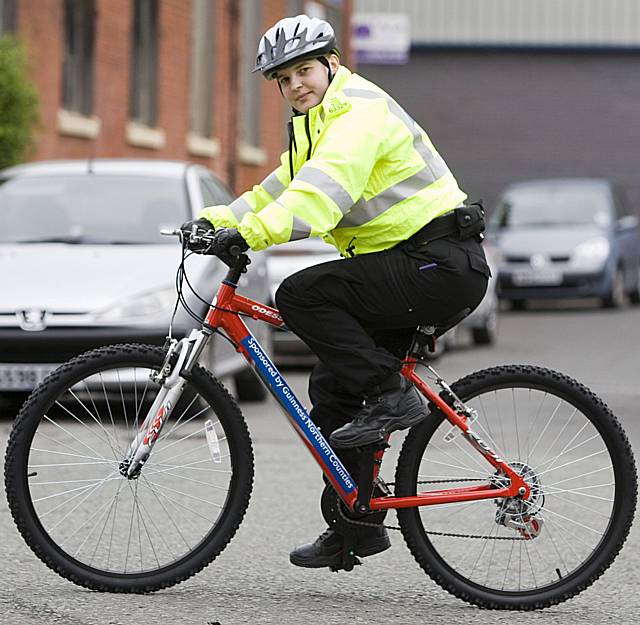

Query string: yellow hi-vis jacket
[200,66,466,257]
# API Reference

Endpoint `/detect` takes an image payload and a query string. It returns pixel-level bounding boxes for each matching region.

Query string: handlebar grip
[228,244,242,257]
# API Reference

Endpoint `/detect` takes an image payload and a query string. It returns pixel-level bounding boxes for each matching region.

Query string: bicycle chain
[338,478,528,541]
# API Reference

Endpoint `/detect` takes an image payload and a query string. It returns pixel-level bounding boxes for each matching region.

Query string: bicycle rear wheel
[395,365,636,610]
[4,343,254,592]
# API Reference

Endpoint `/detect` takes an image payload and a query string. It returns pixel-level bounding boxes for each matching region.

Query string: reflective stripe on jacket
[200,66,466,256]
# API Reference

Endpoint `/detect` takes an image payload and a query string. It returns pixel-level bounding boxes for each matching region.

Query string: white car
[266,238,337,365]
[266,237,498,365]
[0,159,270,405]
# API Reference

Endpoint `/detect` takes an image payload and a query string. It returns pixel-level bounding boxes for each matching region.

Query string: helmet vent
[254,14,339,79]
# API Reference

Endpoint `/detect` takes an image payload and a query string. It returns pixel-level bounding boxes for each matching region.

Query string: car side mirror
[616,215,639,231]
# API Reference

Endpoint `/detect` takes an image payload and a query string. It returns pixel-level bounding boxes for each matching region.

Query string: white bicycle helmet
[254,14,339,80]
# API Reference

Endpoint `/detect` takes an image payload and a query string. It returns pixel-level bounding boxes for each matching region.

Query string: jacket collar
[305,66,352,126]
[320,66,352,103]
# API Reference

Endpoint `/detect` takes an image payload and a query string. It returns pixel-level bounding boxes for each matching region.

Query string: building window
[190,0,215,138]
[61,0,96,116]
[239,0,261,148]
[0,0,17,33]
[297,1,344,53]
[130,0,159,127]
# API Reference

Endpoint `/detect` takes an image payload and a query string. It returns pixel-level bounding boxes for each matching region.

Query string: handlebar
[161,226,215,246]
[161,226,248,276]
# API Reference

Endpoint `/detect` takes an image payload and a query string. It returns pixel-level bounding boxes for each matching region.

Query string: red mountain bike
[4,228,637,610]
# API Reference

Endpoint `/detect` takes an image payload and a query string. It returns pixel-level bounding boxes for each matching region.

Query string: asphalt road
[1,303,639,625]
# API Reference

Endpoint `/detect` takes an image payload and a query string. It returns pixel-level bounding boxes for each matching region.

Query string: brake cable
[168,233,259,349]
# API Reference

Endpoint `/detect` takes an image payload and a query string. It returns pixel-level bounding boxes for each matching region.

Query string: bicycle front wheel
[395,365,636,610]
[4,344,254,592]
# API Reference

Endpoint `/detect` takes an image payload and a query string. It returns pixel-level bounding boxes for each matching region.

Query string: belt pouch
[455,202,486,240]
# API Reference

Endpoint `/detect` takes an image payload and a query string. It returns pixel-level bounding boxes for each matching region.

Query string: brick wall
[14,0,351,196]
[235,0,282,195]
[19,0,65,159]
[93,0,131,158]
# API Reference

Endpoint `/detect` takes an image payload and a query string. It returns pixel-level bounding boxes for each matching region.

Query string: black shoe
[330,378,426,449]
[289,527,391,569]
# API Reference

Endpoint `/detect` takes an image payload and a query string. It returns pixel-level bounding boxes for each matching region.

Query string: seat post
[408,325,437,359]
[407,308,471,359]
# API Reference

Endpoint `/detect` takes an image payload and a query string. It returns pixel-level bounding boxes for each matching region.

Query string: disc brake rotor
[492,461,545,539]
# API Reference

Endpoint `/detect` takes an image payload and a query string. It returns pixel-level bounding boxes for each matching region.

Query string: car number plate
[512,271,563,286]
[0,364,56,391]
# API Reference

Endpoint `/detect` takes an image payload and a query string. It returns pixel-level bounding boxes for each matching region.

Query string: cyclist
[182,14,490,570]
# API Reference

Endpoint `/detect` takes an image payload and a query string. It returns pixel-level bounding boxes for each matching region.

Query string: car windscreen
[491,185,613,229]
[0,174,190,244]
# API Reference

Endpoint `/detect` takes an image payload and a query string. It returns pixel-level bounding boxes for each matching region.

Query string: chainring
[320,484,387,534]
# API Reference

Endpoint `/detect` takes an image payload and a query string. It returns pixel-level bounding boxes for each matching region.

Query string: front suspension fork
[120,328,211,478]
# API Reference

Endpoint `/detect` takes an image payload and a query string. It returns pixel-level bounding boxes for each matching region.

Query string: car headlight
[572,237,610,268]
[94,286,176,324]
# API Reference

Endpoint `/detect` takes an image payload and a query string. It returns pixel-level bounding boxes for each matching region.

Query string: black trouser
[275,231,490,478]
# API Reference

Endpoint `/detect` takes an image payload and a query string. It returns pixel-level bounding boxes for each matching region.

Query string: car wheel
[0,392,29,417]
[471,311,498,345]
[629,265,640,305]
[234,368,267,402]
[602,267,626,309]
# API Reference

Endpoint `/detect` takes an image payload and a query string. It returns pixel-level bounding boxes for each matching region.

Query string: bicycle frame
[204,267,529,513]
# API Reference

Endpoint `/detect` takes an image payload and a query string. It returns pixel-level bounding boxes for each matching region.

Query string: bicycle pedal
[329,556,361,573]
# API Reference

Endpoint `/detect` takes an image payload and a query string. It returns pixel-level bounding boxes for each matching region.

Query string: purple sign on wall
[351,13,410,65]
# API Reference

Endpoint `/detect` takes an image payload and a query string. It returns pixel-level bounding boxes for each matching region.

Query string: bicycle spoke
[142,468,231,491]
[47,471,119,532]
[33,476,118,506]
[69,495,119,556]
[403,378,626,598]
[544,464,612,487]
[419,447,490,477]
[29,460,116,468]
[140,474,213,528]
[535,449,610,479]
[22,358,239,578]
[527,397,563,460]
[66,390,122,457]
[536,431,602,474]
[151,427,220,459]
[40,416,107,463]
[87,479,124,567]
[142,478,224,509]
[123,481,137,574]
[147,457,232,474]
[30,448,118,463]
[157,394,204,442]
[138,473,195,552]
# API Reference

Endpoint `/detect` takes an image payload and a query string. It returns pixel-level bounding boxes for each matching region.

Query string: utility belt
[401,201,486,250]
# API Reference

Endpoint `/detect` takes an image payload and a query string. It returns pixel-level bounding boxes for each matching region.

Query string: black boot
[330,377,426,449]
[289,526,391,569]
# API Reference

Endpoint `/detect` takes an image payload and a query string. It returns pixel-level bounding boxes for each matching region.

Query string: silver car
[0,159,269,405]
[489,178,640,309]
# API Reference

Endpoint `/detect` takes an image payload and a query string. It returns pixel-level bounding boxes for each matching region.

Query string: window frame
[239,0,262,150]
[189,0,215,139]
[61,0,96,116]
[129,0,159,127]
[0,0,17,33]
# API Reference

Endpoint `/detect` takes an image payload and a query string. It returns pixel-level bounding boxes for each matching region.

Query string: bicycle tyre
[4,343,255,593]
[395,364,636,610]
